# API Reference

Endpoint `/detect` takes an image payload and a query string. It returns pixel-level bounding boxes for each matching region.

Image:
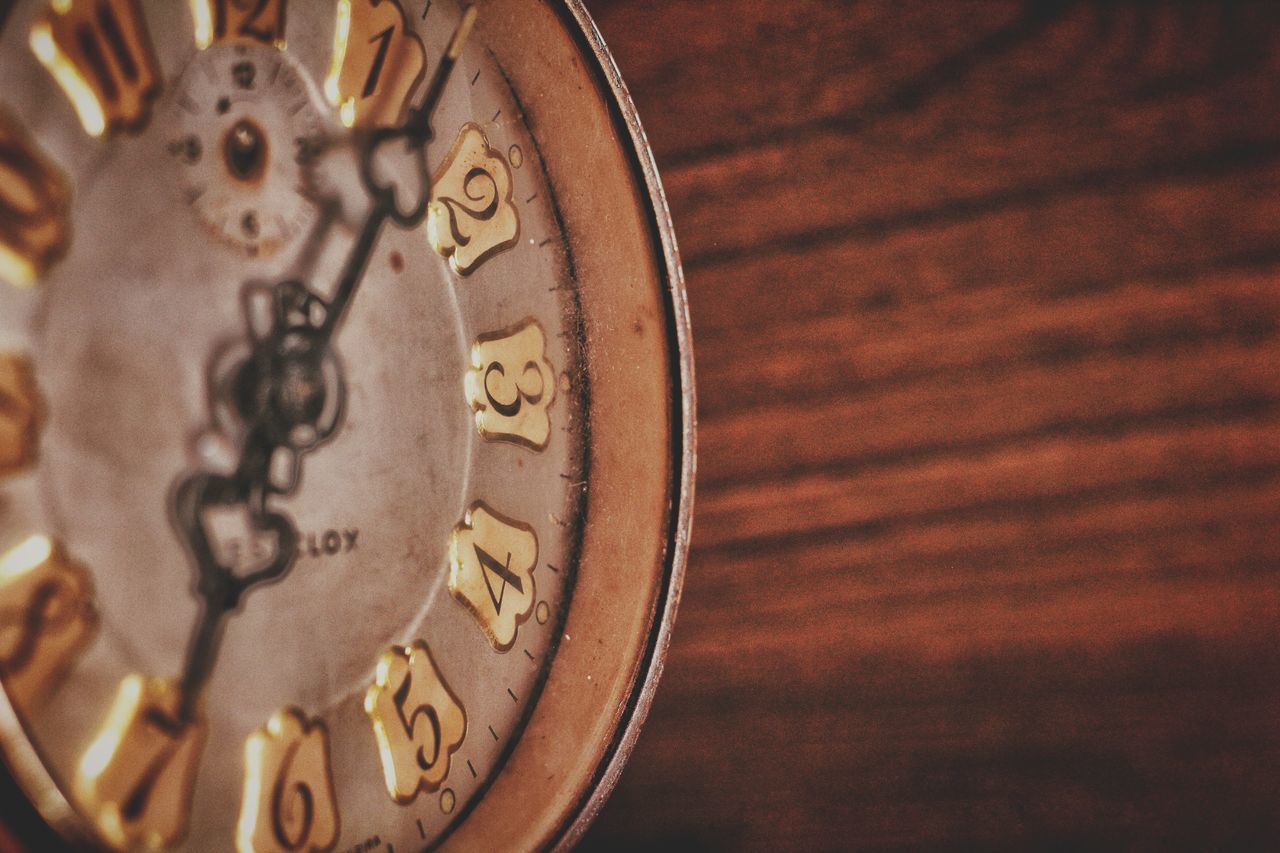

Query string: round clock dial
[0,1,693,850]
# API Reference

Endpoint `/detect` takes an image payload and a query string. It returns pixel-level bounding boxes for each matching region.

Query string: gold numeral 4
[0,354,44,473]
[30,0,162,137]
[76,676,205,850]
[325,0,424,128]
[427,123,520,275]
[449,503,537,651]
[237,707,339,853]
[465,319,557,451]
[0,536,96,713]
[191,0,287,50]
[0,116,70,287]
[365,641,465,804]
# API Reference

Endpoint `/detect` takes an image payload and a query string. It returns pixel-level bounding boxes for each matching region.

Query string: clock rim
[0,0,696,848]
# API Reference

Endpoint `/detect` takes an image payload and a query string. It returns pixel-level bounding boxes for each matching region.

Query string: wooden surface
[578,1,1280,849]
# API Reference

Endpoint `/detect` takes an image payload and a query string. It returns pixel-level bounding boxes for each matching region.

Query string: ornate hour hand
[75,11,480,847]
[172,6,478,721]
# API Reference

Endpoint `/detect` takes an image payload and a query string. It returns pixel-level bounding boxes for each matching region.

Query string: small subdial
[169,42,326,258]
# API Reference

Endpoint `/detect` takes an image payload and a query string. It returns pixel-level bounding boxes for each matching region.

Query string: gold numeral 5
[76,676,206,850]
[0,536,95,713]
[427,124,520,275]
[449,503,537,651]
[30,0,162,137]
[325,0,424,128]
[237,707,339,853]
[465,319,557,451]
[365,641,465,804]
[0,116,70,287]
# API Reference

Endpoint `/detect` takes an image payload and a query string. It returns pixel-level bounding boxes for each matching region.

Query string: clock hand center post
[171,6,478,724]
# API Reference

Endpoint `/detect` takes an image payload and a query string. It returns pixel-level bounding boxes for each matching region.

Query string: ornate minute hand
[172,7,477,722]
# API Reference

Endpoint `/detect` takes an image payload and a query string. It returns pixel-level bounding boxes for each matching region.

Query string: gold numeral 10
[449,503,538,651]
[237,707,339,853]
[30,0,162,137]
[325,0,424,128]
[365,641,466,804]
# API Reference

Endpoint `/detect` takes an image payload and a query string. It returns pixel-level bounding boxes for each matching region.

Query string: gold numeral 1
[448,503,537,651]
[325,0,424,128]
[237,708,339,853]
[0,116,70,287]
[465,320,557,451]
[30,0,162,137]
[427,123,520,275]
[76,676,205,850]
[0,354,43,473]
[365,641,465,804]
[0,536,96,713]
[191,0,287,50]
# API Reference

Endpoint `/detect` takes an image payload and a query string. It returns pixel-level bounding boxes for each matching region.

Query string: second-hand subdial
[169,41,325,259]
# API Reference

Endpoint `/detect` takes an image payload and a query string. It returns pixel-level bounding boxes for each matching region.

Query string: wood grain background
[578,1,1280,849]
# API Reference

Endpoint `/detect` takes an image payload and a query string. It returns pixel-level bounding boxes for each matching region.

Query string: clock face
[0,1,692,850]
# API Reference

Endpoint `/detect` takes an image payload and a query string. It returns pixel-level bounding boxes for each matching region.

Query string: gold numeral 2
[325,0,424,128]
[76,676,206,850]
[237,707,339,853]
[449,503,537,651]
[465,319,557,451]
[0,536,95,713]
[30,0,162,137]
[427,123,520,275]
[365,641,465,804]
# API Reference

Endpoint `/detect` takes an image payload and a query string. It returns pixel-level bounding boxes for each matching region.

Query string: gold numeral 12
[365,641,466,804]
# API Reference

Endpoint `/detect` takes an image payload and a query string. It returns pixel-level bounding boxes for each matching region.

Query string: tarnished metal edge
[550,1,696,848]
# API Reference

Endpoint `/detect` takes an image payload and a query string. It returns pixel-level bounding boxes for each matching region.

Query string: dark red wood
[581,1,1280,848]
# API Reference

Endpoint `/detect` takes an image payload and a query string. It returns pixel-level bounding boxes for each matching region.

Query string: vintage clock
[0,0,693,849]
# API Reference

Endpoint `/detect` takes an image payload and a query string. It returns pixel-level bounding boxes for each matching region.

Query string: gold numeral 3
[365,641,465,804]
[465,319,557,451]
